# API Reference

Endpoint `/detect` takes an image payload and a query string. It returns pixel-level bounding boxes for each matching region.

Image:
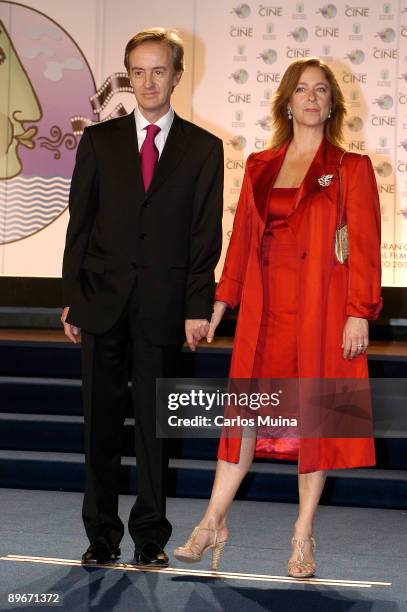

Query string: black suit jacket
[62,112,224,344]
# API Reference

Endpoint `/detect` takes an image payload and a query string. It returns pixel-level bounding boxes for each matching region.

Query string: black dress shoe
[81,542,121,565]
[133,542,169,567]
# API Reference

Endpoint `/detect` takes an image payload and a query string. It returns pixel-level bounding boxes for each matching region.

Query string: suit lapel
[114,112,145,203]
[146,114,187,197]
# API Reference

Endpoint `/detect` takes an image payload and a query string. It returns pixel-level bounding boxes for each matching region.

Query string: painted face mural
[0,19,42,179]
[0,2,97,244]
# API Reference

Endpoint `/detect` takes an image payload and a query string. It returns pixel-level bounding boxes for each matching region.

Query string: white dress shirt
[134,106,174,158]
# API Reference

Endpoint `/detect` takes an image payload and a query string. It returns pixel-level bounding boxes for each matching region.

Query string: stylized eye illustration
[0,46,6,65]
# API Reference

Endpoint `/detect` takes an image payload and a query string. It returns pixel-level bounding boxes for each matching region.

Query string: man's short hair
[124,28,184,73]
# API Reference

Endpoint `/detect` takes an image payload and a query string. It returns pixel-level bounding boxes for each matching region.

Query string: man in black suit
[61,28,223,567]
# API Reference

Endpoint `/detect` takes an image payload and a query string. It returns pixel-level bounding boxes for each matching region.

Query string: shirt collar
[134,106,174,134]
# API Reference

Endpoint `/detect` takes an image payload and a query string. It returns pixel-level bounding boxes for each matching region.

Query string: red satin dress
[253,187,300,460]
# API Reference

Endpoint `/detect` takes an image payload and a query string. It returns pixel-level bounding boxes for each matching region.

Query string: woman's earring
[328,108,332,119]
[287,106,293,120]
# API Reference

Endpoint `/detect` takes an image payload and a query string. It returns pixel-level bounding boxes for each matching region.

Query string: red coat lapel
[247,141,289,224]
[291,137,345,214]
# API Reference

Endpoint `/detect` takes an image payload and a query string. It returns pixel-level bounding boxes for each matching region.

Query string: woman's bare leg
[288,470,327,573]
[177,432,257,550]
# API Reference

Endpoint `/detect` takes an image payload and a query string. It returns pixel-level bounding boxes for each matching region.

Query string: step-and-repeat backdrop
[0,0,406,285]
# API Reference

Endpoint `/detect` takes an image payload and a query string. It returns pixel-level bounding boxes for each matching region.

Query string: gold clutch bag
[335,224,348,264]
[335,153,348,264]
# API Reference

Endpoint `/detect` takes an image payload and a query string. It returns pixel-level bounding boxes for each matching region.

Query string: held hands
[61,306,81,344]
[185,301,228,351]
[207,301,228,343]
[185,319,210,352]
[342,316,368,359]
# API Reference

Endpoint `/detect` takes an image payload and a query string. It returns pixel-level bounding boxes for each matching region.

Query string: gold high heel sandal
[287,536,316,578]
[173,526,228,571]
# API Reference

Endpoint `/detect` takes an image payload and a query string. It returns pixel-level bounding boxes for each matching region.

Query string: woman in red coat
[174,58,382,577]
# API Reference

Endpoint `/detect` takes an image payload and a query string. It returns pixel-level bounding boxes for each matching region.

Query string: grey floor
[0,489,406,611]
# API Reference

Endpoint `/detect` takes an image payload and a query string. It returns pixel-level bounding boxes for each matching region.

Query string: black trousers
[81,281,179,551]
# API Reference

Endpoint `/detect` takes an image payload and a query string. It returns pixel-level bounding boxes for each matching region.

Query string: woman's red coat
[216,138,382,473]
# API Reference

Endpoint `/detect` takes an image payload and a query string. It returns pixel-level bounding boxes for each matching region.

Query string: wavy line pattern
[0,176,71,243]
[1,177,71,184]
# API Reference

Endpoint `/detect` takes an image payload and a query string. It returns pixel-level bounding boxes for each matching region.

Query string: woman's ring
[357,344,364,348]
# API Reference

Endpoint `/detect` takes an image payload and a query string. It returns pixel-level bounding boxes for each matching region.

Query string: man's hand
[185,319,210,352]
[342,316,368,359]
[207,301,227,343]
[61,306,81,344]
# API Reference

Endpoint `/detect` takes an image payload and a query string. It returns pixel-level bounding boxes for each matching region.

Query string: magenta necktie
[140,124,161,191]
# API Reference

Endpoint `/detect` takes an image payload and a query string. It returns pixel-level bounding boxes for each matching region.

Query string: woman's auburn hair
[270,57,347,149]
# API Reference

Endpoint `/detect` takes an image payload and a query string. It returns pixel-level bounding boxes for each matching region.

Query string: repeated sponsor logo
[346,116,364,131]
[229,176,243,193]
[289,27,308,42]
[230,26,254,37]
[345,49,365,64]
[260,88,274,107]
[258,5,283,17]
[228,91,252,103]
[257,70,280,82]
[397,162,407,173]
[347,90,360,107]
[226,158,246,170]
[263,23,276,40]
[379,3,394,20]
[401,26,407,38]
[376,137,391,155]
[320,45,333,60]
[226,203,238,215]
[342,71,367,83]
[373,94,393,110]
[347,140,366,151]
[378,183,395,194]
[315,26,339,37]
[399,93,407,105]
[233,44,248,61]
[375,161,393,177]
[344,5,370,17]
[376,27,396,42]
[230,69,249,84]
[286,46,310,58]
[373,48,397,59]
[231,4,251,18]
[256,115,273,130]
[232,111,246,128]
[349,22,362,40]
[258,49,278,63]
[227,135,247,150]
[254,137,269,149]
[371,114,396,126]
[377,69,391,87]
[399,140,407,152]
[316,4,337,19]
[293,2,306,19]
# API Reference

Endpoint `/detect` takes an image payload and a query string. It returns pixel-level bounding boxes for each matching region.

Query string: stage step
[0,451,406,510]
[0,408,406,469]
